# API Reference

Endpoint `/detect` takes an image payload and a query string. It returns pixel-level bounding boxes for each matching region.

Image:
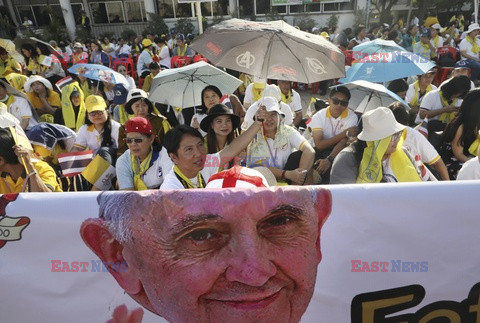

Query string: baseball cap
[73,42,83,48]
[125,117,153,135]
[420,28,431,38]
[85,95,107,113]
[113,84,128,105]
[142,39,153,47]
[454,60,469,69]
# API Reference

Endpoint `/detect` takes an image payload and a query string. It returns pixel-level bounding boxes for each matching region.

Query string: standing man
[458,23,480,84]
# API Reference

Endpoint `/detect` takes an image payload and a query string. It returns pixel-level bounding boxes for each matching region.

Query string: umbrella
[149,61,242,108]
[334,80,410,114]
[68,64,128,87]
[338,51,436,84]
[14,37,61,60]
[27,123,76,151]
[0,38,25,64]
[352,39,404,56]
[190,18,345,83]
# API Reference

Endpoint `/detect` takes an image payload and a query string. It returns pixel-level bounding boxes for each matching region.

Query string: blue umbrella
[339,51,436,84]
[352,39,404,56]
[68,64,128,87]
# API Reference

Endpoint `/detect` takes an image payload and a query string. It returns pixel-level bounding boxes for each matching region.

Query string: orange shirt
[26,90,61,110]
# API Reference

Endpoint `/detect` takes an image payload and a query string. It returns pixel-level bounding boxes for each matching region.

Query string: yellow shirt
[26,91,61,110]
[0,160,62,193]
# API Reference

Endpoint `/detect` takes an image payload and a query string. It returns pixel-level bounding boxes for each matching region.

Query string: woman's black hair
[85,112,115,148]
[443,89,480,150]
[20,43,38,67]
[199,85,223,114]
[387,30,399,41]
[0,127,19,164]
[205,115,235,154]
[439,75,471,100]
[164,125,203,155]
[124,98,154,115]
[387,79,409,94]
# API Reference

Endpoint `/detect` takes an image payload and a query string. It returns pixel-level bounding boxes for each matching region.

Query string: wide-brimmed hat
[205,165,270,188]
[357,107,405,141]
[24,75,53,92]
[124,89,153,114]
[200,103,240,132]
[85,95,107,113]
[125,117,153,135]
[467,23,480,34]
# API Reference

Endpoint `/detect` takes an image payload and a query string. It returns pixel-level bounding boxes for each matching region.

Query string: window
[17,6,35,25]
[89,2,125,24]
[125,1,145,22]
[239,0,254,17]
[305,3,321,12]
[157,0,175,18]
[174,0,193,18]
[32,5,52,26]
[255,0,269,15]
[289,5,305,13]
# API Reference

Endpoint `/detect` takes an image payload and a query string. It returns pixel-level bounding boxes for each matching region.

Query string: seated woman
[200,103,240,168]
[20,43,42,76]
[330,107,424,184]
[405,70,437,126]
[191,85,245,136]
[116,117,173,190]
[35,43,65,85]
[0,79,38,131]
[89,40,110,66]
[54,82,86,132]
[24,75,61,119]
[117,89,171,157]
[71,95,121,190]
[439,89,480,179]
[245,96,316,185]
[160,108,266,189]
[0,127,62,193]
[418,75,471,133]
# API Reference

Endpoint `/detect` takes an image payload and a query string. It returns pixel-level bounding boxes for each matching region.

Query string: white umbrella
[332,80,410,114]
[149,61,242,108]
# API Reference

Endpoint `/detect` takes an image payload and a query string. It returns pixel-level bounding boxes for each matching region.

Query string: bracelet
[27,170,37,177]
[281,170,286,180]
[346,130,350,138]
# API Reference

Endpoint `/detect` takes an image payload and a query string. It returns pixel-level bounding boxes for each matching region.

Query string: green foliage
[354,9,367,27]
[294,16,316,32]
[99,31,115,41]
[175,18,195,36]
[265,8,283,21]
[142,13,169,36]
[327,14,339,31]
[75,27,91,42]
[121,29,137,41]
[0,14,16,39]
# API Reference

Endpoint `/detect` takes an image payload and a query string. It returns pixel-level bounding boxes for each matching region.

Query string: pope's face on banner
[81,187,331,323]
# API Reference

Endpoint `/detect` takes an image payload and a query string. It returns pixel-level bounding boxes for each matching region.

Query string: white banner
[0,182,479,322]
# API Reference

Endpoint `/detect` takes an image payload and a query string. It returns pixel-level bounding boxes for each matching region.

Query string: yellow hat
[253,76,266,89]
[85,95,107,113]
[320,31,330,39]
[142,38,153,47]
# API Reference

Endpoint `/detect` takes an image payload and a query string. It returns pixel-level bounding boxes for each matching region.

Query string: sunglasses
[124,137,145,144]
[331,97,349,107]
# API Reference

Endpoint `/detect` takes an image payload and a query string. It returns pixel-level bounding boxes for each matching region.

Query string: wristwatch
[326,155,334,163]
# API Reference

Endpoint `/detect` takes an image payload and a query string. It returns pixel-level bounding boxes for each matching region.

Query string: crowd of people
[1,11,479,194]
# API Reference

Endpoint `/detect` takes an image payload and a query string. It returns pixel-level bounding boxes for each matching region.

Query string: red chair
[171,56,191,68]
[433,46,459,86]
[113,56,136,79]
[193,54,208,63]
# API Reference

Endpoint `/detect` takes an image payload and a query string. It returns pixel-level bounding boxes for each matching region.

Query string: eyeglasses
[88,110,104,116]
[124,137,145,144]
[331,97,349,107]
[118,69,126,72]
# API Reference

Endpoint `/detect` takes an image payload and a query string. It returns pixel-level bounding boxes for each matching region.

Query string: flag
[81,155,115,191]
[57,150,94,177]
[9,126,32,151]
[55,76,74,92]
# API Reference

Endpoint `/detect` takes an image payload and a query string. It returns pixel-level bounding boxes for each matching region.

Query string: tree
[371,0,400,24]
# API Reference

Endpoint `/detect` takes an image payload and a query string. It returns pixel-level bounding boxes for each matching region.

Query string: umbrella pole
[357,91,374,126]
